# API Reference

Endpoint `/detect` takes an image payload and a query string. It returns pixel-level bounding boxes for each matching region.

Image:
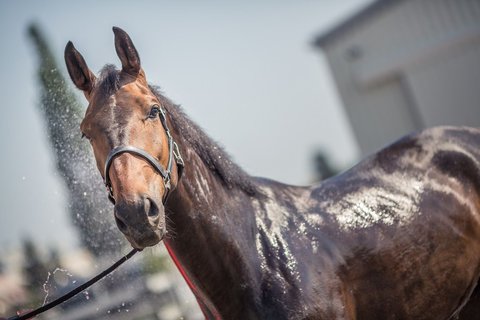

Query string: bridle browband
[104,106,184,204]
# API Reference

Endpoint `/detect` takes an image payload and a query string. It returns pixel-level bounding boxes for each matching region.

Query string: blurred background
[0,0,479,319]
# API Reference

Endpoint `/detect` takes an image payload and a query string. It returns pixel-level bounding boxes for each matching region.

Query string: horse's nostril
[145,197,159,217]
[114,213,128,233]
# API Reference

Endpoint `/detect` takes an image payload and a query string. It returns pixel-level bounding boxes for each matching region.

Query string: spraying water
[42,267,74,306]
[28,24,126,258]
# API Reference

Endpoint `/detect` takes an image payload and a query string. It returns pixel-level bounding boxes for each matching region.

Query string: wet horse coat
[65,28,480,319]
[163,121,480,320]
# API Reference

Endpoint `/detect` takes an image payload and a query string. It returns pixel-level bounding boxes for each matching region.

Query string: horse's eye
[81,132,91,141]
[148,105,160,119]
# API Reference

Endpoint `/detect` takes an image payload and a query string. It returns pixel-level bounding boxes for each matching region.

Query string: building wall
[407,42,480,127]
[320,0,480,157]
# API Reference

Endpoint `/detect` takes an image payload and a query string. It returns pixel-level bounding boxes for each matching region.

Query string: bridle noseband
[104,106,184,205]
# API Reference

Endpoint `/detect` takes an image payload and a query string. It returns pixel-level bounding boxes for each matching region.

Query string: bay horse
[64,27,480,319]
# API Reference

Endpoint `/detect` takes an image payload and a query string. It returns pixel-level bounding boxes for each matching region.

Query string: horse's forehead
[114,81,152,105]
[81,82,155,131]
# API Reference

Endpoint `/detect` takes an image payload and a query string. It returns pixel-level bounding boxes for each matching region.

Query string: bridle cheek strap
[103,107,184,205]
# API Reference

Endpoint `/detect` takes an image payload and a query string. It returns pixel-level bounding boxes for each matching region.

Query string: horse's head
[64,27,182,250]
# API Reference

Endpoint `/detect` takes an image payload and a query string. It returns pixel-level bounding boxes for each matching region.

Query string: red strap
[164,242,222,320]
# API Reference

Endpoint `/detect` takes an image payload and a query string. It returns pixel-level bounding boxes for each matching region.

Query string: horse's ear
[113,27,141,77]
[64,41,96,99]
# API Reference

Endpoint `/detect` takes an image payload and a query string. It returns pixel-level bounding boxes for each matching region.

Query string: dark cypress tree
[27,23,124,256]
[312,150,339,182]
[22,238,49,304]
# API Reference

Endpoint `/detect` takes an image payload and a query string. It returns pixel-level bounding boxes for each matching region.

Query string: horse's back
[304,126,480,319]
[251,126,480,319]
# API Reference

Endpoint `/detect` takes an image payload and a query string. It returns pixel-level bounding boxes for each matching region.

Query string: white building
[314,0,480,157]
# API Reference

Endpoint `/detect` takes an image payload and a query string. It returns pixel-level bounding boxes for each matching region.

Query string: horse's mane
[96,65,261,196]
[150,86,262,196]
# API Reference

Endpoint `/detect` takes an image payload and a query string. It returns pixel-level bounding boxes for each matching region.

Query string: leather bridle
[103,106,184,205]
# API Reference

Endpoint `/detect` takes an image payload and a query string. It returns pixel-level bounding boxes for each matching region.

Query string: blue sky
[0,0,369,251]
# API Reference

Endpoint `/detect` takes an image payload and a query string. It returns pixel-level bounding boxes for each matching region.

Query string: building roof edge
[313,0,403,48]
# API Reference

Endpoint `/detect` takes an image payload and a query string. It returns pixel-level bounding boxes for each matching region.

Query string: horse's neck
[164,149,261,316]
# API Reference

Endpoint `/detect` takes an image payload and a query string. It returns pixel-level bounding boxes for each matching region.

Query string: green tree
[312,150,339,182]
[27,23,124,256]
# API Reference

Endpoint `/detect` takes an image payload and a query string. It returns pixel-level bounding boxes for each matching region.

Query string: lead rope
[7,248,138,320]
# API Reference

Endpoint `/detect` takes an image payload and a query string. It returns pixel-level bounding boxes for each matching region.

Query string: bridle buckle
[164,176,172,190]
[173,141,184,168]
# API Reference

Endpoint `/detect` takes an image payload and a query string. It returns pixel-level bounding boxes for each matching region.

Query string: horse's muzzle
[113,195,165,249]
